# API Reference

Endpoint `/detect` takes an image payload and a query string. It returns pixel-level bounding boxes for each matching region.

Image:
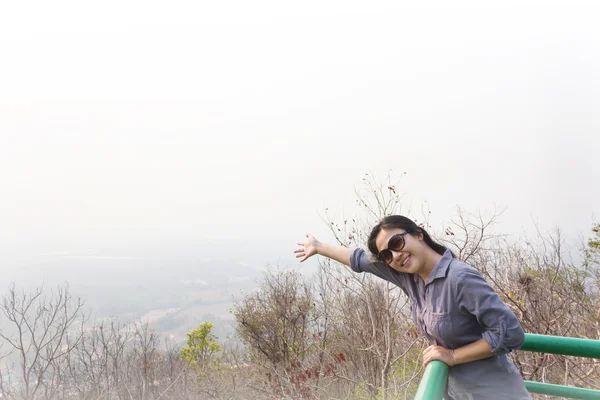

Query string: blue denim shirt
[350,248,531,399]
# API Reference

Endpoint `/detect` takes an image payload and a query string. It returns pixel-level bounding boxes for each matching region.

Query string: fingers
[423,353,435,367]
[294,247,307,262]
[295,250,312,263]
[422,345,434,356]
[294,234,315,263]
[422,345,453,367]
[422,345,436,367]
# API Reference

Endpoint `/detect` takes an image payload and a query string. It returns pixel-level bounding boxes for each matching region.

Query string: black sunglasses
[377,231,411,264]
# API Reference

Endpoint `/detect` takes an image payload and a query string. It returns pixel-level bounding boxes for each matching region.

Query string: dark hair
[367,215,454,258]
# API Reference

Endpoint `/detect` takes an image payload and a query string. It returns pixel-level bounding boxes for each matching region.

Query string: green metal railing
[414,333,600,400]
[414,360,449,399]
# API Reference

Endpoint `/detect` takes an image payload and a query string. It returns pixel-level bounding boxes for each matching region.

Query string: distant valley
[2,253,268,347]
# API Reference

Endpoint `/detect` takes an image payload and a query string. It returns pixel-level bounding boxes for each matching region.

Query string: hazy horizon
[2,0,599,293]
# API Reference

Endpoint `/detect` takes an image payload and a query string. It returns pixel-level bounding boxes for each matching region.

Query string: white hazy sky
[1,0,599,274]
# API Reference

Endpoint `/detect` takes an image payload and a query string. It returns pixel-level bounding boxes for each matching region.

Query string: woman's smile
[400,254,411,267]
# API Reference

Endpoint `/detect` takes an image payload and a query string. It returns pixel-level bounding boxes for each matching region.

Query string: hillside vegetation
[1,175,598,399]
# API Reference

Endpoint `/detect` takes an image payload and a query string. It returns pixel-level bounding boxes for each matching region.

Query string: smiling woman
[294,214,531,400]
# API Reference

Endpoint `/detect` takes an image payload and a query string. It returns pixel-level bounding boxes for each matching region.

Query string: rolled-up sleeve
[348,248,411,296]
[349,248,372,273]
[455,268,525,356]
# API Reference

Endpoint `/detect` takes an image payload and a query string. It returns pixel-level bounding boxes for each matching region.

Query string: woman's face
[375,228,426,273]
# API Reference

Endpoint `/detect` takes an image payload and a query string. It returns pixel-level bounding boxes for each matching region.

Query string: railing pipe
[521,334,600,359]
[525,381,600,400]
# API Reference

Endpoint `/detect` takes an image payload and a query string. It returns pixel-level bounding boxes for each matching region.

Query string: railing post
[414,360,449,400]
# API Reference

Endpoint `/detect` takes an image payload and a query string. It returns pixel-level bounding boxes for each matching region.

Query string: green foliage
[583,223,600,300]
[180,322,223,367]
[354,381,381,400]
[584,224,600,267]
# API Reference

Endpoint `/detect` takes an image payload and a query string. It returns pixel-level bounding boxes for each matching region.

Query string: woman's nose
[391,250,403,261]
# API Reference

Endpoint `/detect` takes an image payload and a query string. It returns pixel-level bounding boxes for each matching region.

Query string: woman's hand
[294,234,321,262]
[422,344,457,367]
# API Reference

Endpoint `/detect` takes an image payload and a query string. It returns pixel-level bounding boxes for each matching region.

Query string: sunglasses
[377,231,411,264]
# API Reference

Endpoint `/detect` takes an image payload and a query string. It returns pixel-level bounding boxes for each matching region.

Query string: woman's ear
[416,229,424,241]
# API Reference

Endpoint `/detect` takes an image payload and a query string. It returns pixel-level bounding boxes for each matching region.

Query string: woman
[294,215,531,399]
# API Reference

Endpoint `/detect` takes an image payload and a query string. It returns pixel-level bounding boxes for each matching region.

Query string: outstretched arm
[294,234,353,266]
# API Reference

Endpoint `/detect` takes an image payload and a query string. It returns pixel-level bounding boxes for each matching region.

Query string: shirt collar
[425,249,453,285]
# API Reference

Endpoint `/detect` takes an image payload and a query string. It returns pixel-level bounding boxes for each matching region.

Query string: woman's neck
[417,250,443,283]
